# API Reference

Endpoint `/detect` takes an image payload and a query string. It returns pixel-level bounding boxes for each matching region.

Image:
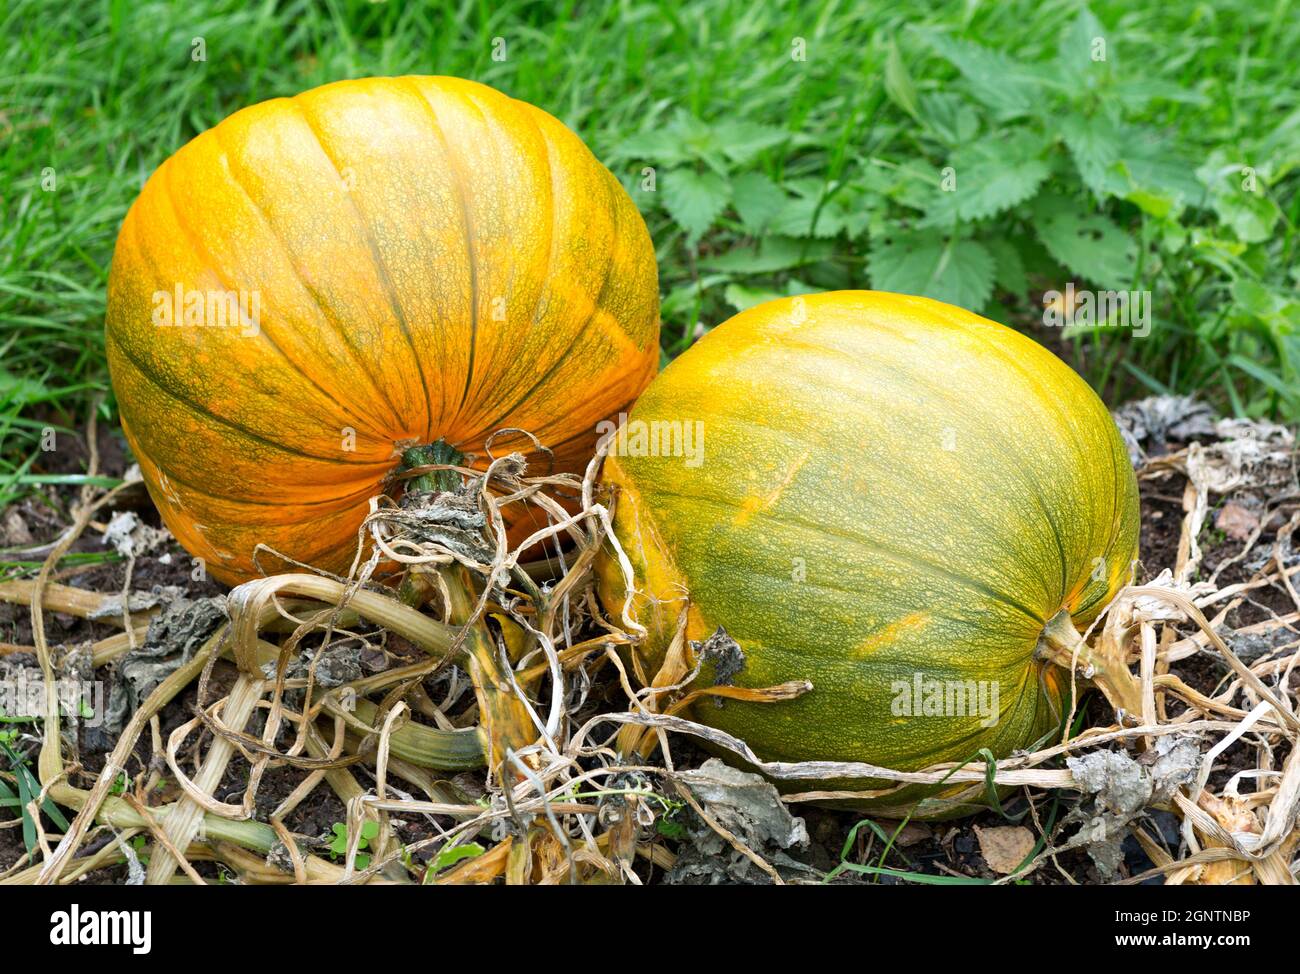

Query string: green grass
[2,0,1298,504]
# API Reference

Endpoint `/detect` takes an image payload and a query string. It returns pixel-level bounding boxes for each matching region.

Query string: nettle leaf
[917,92,981,146]
[984,237,1029,295]
[701,236,837,273]
[771,194,831,237]
[1211,190,1280,244]
[885,161,950,214]
[763,179,871,239]
[730,172,786,234]
[618,128,692,166]
[1197,153,1281,244]
[868,230,995,309]
[724,278,818,312]
[1031,194,1136,289]
[1232,278,1300,332]
[713,120,789,165]
[922,133,1050,225]
[1057,5,1112,80]
[1102,136,1203,210]
[924,33,1057,116]
[918,184,961,228]
[835,195,873,239]
[664,168,731,242]
[618,112,728,170]
[1060,114,1121,200]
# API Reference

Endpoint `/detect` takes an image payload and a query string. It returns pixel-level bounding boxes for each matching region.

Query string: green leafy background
[2,0,1298,501]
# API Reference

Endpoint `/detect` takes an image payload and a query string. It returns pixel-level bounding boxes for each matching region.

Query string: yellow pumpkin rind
[596,290,1139,817]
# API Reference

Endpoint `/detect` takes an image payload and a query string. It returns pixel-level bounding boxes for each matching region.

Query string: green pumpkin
[596,290,1139,817]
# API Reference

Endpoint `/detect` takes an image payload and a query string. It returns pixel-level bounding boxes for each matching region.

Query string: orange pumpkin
[106,77,659,585]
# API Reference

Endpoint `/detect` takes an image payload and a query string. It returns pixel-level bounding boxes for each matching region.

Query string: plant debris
[665,759,812,885]
[1113,395,1217,464]
[1061,737,1201,878]
[694,627,746,687]
[97,596,227,740]
[100,510,170,559]
[975,825,1036,876]
[3,402,1299,886]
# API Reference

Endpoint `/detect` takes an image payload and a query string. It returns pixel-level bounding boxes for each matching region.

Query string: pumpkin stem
[400,438,465,494]
[1038,608,1085,659]
[438,563,540,782]
[1036,608,1145,723]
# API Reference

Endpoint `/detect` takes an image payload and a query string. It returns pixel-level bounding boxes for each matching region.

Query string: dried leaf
[975,825,1036,875]
[1215,501,1259,541]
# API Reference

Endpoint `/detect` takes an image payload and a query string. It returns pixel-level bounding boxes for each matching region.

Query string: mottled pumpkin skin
[597,291,1139,816]
[107,76,659,585]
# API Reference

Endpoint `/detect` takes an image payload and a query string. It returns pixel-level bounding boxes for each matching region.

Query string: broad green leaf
[617,128,691,166]
[729,172,786,234]
[0,370,49,403]
[868,230,995,309]
[1031,194,1136,289]
[1124,185,1180,220]
[984,237,1028,295]
[885,159,950,213]
[700,236,836,273]
[768,183,862,238]
[712,120,789,165]
[1187,229,1247,277]
[616,112,728,170]
[1057,5,1112,79]
[771,195,829,237]
[922,134,1050,225]
[663,168,731,242]
[723,278,817,312]
[833,191,874,240]
[1102,136,1203,209]
[1197,152,1282,243]
[924,33,1057,116]
[1213,191,1281,244]
[1231,278,1300,332]
[1060,114,1121,200]
[1257,105,1300,183]
[917,92,980,146]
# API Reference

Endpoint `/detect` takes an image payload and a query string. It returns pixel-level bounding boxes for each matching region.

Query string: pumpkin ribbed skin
[597,291,1139,815]
[107,76,658,584]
